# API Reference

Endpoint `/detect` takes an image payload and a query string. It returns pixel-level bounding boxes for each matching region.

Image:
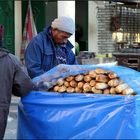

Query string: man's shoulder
[33,32,44,40]
[8,53,21,65]
[34,29,50,41]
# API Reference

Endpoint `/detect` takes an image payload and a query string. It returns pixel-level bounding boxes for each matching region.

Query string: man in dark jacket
[25,16,78,79]
[0,25,35,139]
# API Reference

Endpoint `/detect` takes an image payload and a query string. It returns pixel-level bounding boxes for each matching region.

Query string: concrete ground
[4,96,20,139]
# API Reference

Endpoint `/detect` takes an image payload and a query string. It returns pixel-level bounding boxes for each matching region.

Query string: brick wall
[97,3,140,54]
[97,4,117,53]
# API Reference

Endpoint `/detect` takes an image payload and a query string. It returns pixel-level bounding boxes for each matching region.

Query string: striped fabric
[20,0,37,63]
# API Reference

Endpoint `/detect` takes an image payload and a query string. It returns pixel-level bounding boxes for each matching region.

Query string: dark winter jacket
[25,26,78,79]
[0,48,34,139]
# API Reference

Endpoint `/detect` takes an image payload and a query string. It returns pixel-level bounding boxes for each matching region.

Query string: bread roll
[103,88,110,94]
[96,75,109,83]
[122,87,134,95]
[95,82,109,90]
[70,80,77,88]
[66,87,75,93]
[95,68,109,74]
[78,82,84,89]
[89,80,96,87]
[75,87,82,93]
[83,83,92,92]
[88,70,97,78]
[115,83,128,93]
[53,85,60,92]
[108,78,120,87]
[108,72,118,79]
[64,81,70,87]
[75,74,84,82]
[110,87,116,94]
[58,85,66,92]
[91,87,102,94]
[66,76,74,82]
[84,75,92,83]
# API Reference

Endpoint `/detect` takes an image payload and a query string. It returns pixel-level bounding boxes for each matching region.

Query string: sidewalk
[4,96,20,139]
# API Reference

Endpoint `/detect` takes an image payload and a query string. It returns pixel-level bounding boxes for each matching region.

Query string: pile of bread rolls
[49,68,136,95]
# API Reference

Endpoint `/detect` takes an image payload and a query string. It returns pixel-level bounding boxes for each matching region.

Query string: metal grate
[112,4,140,49]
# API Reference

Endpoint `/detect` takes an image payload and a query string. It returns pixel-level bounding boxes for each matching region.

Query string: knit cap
[51,16,75,35]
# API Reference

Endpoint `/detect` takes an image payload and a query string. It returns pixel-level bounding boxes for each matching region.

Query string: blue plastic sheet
[17,64,140,139]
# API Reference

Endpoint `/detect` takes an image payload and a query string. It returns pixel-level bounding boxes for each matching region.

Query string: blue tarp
[17,64,140,139]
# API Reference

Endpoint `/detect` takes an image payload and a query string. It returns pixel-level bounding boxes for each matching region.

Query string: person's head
[51,16,75,45]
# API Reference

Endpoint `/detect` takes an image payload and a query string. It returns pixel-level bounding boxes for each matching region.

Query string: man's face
[52,28,71,45]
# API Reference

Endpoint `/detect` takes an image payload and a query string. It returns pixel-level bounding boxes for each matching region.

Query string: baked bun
[96,75,109,83]
[95,82,109,90]
[66,87,75,93]
[88,70,97,78]
[108,78,120,87]
[75,74,84,82]
[122,87,134,95]
[70,80,77,88]
[91,87,102,94]
[103,88,110,94]
[115,83,128,93]
[66,76,74,82]
[108,72,118,79]
[95,68,109,74]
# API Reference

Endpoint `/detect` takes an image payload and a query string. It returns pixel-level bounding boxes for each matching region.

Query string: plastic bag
[17,64,140,139]
[32,64,140,95]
